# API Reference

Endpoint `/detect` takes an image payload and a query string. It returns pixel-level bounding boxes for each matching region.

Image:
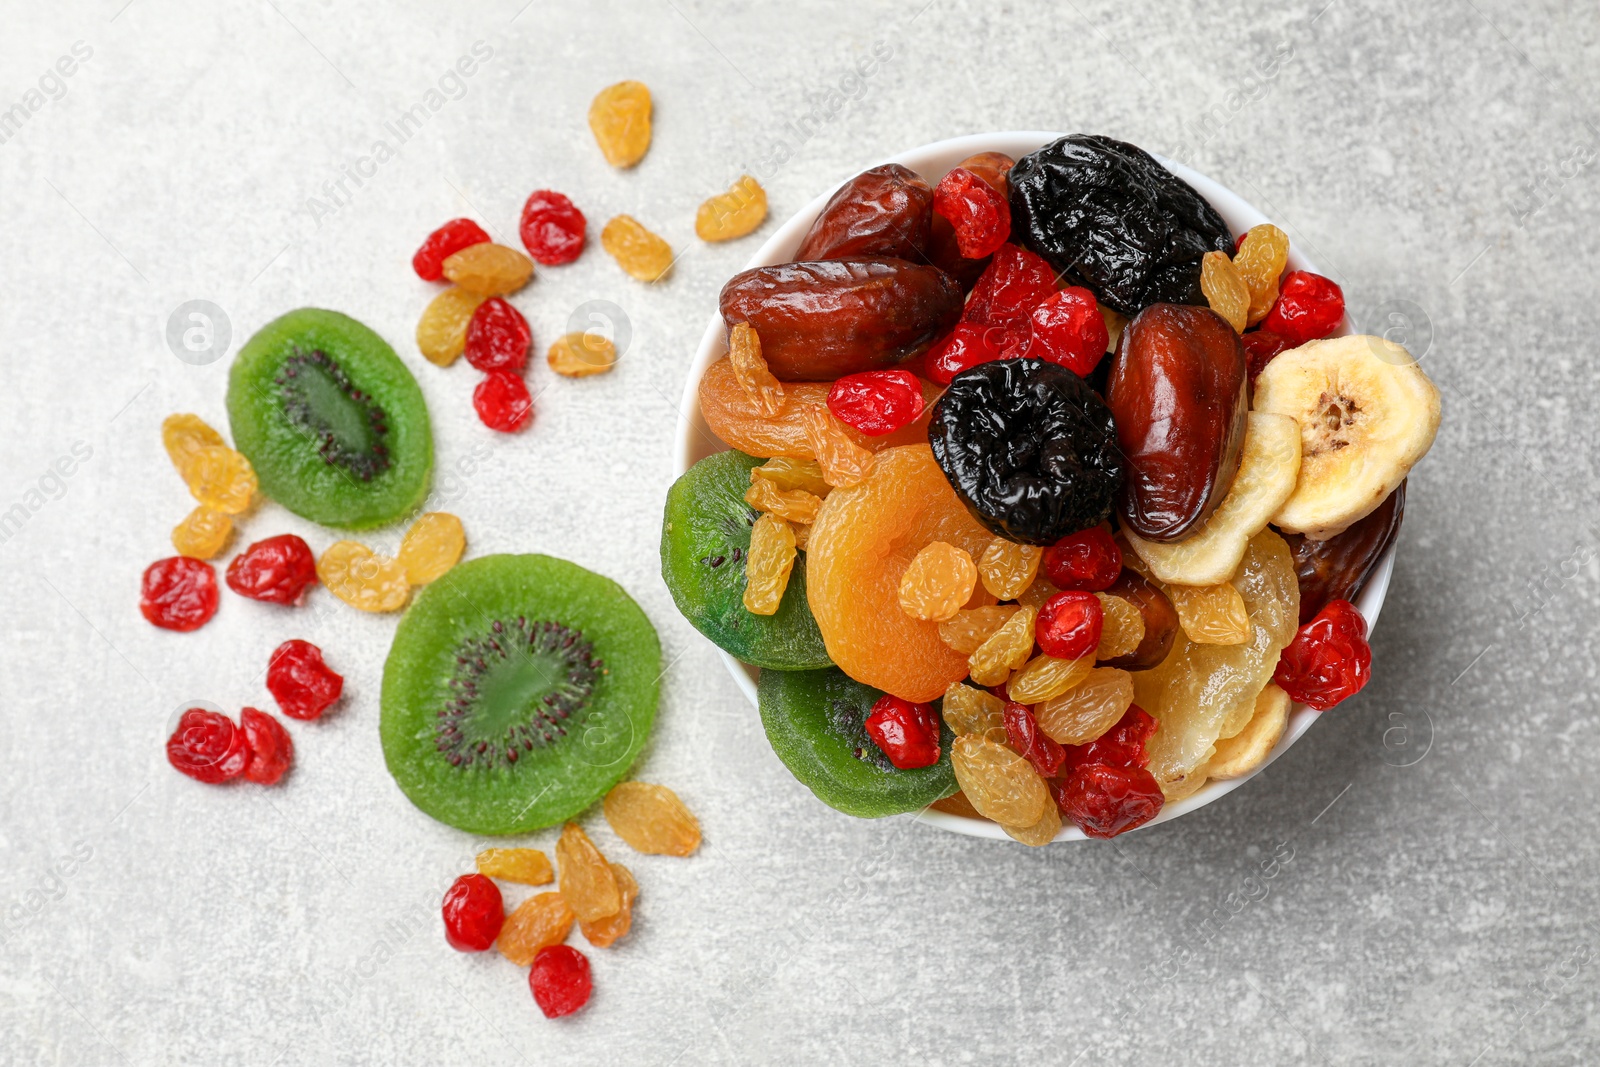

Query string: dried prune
[1107,303,1247,542]
[720,259,962,380]
[1098,567,1178,672]
[1009,134,1234,316]
[929,358,1122,546]
[795,164,933,261]
[1283,481,1405,623]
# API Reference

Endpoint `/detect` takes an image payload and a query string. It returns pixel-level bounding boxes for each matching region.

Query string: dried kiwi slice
[228,308,432,529]
[758,667,957,818]
[660,449,831,670]
[380,554,659,835]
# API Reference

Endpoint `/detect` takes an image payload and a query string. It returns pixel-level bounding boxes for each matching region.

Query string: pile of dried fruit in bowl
[663,133,1440,843]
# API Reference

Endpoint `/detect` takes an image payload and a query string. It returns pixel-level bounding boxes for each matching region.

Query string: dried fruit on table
[1262,270,1344,345]
[530,945,592,1018]
[603,781,702,856]
[226,534,318,605]
[555,823,622,923]
[753,456,831,497]
[185,445,256,514]
[442,243,534,296]
[398,511,465,585]
[166,707,249,782]
[141,556,219,632]
[240,707,294,785]
[267,639,343,720]
[519,189,587,265]
[580,863,638,948]
[161,413,224,480]
[1034,591,1104,661]
[547,331,617,377]
[1233,223,1289,325]
[1098,567,1179,672]
[1024,286,1111,376]
[602,214,673,282]
[171,506,232,560]
[1004,701,1065,777]
[745,475,822,525]
[316,540,409,613]
[977,538,1041,601]
[1093,594,1145,661]
[938,605,1019,655]
[1056,763,1165,839]
[1007,652,1092,704]
[697,174,768,242]
[932,165,1011,259]
[802,405,875,488]
[1201,250,1250,333]
[1035,666,1135,745]
[1206,683,1290,780]
[1273,599,1372,710]
[950,734,1050,827]
[477,848,554,885]
[968,604,1038,687]
[1042,526,1123,592]
[941,681,1006,736]
[417,286,487,366]
[441,873,503,952]
[473,370,534,433]
[826,369,925,437]
[588,80,652,168]
[464,297,531,373]
[742,513,797,616]
[414,218,491,281]
[1169,581,1251,645]
[864,695,943,769]
[795,164,933,261]
[1284,482,1405,623]
[496,891,573,966]
[898,541,978,622]
[728,323,784,417]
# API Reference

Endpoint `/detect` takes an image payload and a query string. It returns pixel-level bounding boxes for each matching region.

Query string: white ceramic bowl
[675,131,1393,841]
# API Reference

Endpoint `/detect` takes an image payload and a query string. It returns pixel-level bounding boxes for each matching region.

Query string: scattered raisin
[1233,224,1289,325]
[602,214,673,282]
[602,782,702,856]
[950,734,1050,827]
[442,243,534,296]
[1007,652,1092,704]
[496,892,574,966]
[745,475,822,525]
[697,174,768,242]
[416,287,487,366]
[398,512,466,585]
[185,445,256,514]
[547,332,617,377]
[1093,594,1146,661]
[967,604,1037,686]
[171,506,232,560]
[801,405,875,488]
[588,80,652,168]
[555,823,622,923]
[477,848,554,885]
[316,541,409,613]
[941,681,1007,736]
[580,863,638,949]
[1169,582,1251,645]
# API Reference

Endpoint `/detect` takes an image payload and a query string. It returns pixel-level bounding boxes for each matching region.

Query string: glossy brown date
[927,152,1015,291]
[1283,481,1406,623]
[1106,303,1247,542]
[720,258,963,380]
[1100,567,1179,672]
[795,164,933,261]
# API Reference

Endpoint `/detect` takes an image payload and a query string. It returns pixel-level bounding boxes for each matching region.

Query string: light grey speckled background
[2,1,1597,1064]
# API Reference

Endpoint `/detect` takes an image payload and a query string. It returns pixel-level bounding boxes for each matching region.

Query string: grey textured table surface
[3,1,1597,1064]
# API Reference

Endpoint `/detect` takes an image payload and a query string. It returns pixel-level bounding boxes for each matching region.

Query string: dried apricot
[898,542,977,622]
[417,286,487,366]
[728,323,784,417]
[977,537,1042,600]
[442,243,533,296]
[801,405,875,488]
[967,604,1037,687]
[1007,653,1092,704]
[477,848,554,885]
[950,735,1049,827]
[742,513,797,616]
[938,605,1018,655]
[398,512,465,585]
[547,332,618,377]
[185,445,256,514]
[696,175,767,242]
[1201,250,1250,333]
[579,863,638,948]
[1234,223,1290,326]
[496,892,574,966]
[1169,581,1251,645]
[602,215,673,282]
[941,682,1005,737]
[588,80,652,168]
[171,507,232,560]
[602,781,701,856]
[745,475,822,524]
[1094,594,1146,661]
[1034,666,1134,745]
[554,823,621,923]
[316,541,409,613]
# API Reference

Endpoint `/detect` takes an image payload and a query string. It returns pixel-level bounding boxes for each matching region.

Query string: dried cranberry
[267,640,344,721]
[1062,704,1158,773]
[962,244,1058,331]
[1035,591,1103,660]
[519,189,587,266]
[1042,528,1122,591]
[826,369,925,436]
[225,534,318,606]
[166,708,249,784]
[530,944,592,1018]
[1023,287,1109,377]
[1003,702,1065,778]
[925,322,1015,385]
[863,695,941,770]
[932,166,1011,260]
[240,707,294,785]
[413,218,491,281]
[464,297,531,373]
[473,370,533,433]
[1262,271,1344,346]
[1273,599,1372,710]
[1056,763,1164,838]
[141,556,219,632]
[1242,329,1291,385]
[441,873,503,952]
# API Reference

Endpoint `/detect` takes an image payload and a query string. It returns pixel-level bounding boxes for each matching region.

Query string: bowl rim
[674,130,1392,842]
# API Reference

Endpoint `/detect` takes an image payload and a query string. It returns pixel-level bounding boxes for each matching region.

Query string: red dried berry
[1242,329,1291,385]
[141,556,219,632]
[1262,271,1344,346]
[1062,704,1158,774]
[464,297,532,373]
[531,945,593,1018]
[1055,763,1165,839]
[932,166,1011,260]
[1035,590,1104,660]
[963,244,1058,331]
[1024,287,1109,377]
[519,190,587,266]
[266,640,344,721]
[474,370,533,433]
[441,873,504,952]
[863,695,941,770]
[240,707,294,785]
[166,707,249,784]
[1273,599,1372,710]
[225,534,318,606]
[1042,528,1122,591]
[925,322,1015,385]
[1003,701,1065,778]
[413,218,491,282]
[826,369,926,436]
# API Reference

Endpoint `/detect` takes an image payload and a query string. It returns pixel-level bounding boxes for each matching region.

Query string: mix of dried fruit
[664,133,1442,843]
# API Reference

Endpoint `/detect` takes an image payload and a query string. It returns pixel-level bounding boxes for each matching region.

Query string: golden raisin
[171,507,232,560]
[950,735,1050,827]
[1094,593,1146,661]
[416,286,487,366]
[792,522,812,551]
[753,457,831,497]
[977,537,1042,600]
[898,541,978,623]
[602,781,702,856]
[547,332,618,377]
[496,892,574,966]
[588,80,652,168]
[742,513,797,616]
[941,682,1006,737]
[161,414,224,481]
[602,214,673,282]
[696,174,768,242]
[745,475,822,525]
[1169,582,1252,645]
[968,604,1037,686]
[728,323,784,417]
[477,848,554,885]
[316,541,409,613]
[441,243,534,296]
[398,512,465,585]
[555,823,622,923]
[1201,250,1250,333]
[1234,223,1290,326]
[1018,574,1062,610]
[1002,801,1062,846]
[801,405,875,488]
[1007,653,1092,704]
[938,605,1019,655]
[1034,666,1134,745]
[185,445,256,514]
[580,863,638,949]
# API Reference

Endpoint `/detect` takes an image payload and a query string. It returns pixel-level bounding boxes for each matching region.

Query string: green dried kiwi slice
[660,449,832,671]
[758,666,957,818]
[380,554,660,835]
[227,307,432,529]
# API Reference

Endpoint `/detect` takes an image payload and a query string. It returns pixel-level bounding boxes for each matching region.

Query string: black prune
[1009,134,1234,316]
[928,358,1123,546]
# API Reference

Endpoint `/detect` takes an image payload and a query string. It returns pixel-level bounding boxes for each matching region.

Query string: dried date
[795,164,934,261]
[1283,481,1405,623]
[1098,567,1179,672]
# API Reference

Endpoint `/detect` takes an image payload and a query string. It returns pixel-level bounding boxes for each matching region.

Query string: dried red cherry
[963,243,1058,332]
[1003,701,1065,778]
[267,639,344,721]
[925,322,1015,385]
[240,707,294,785]
[413,218,491,281]
[519,189,587,266]
[166,707,249,783]
[141,556,219,632]
[225,534,318,606]
[1024,286,1109,377]
[1055,763,1164,838]
[1062,704,1158,773]
[826,370,925,437]
[530,944,593,1018]
[1262,271,1344,346]
[863,695,941,770]
[932,166,1011,260]
[441,873,503,952]
[1241,329,1291,385]
[1035,591,1104,660]
[1042,528,1123,591]
[1273,599,1372,710]
[464,297,532,373]
[473,370,533,433]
